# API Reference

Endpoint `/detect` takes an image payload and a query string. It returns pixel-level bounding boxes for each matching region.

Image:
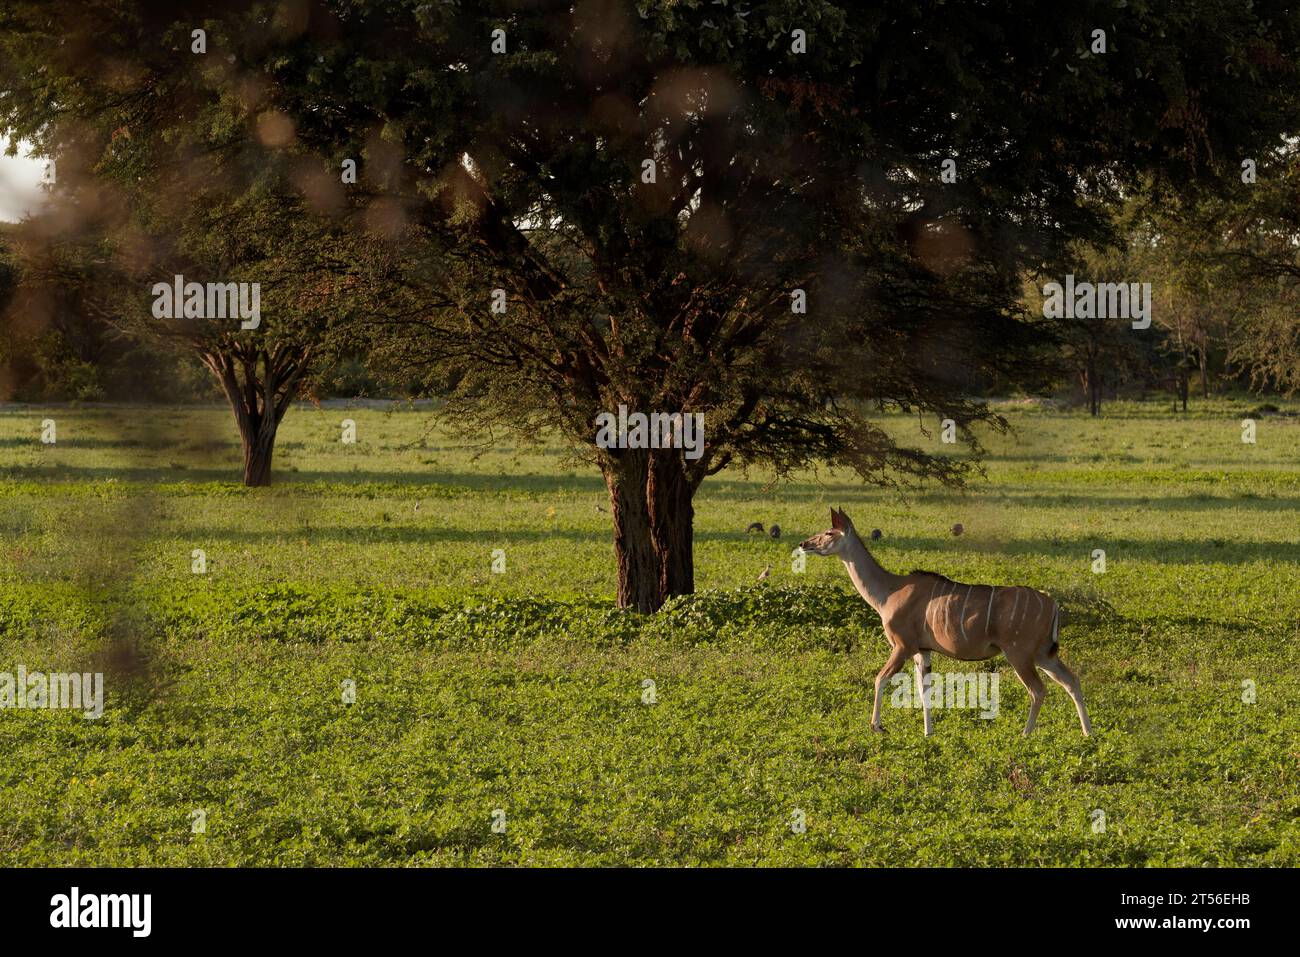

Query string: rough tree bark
[604,450,661,612]
[649,452,695,601]
[602,448,701,613]
[236,410,281,487]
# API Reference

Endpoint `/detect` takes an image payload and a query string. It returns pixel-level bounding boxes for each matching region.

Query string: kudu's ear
[830,508,845,531]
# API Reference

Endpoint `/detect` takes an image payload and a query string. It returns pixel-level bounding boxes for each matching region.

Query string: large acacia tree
[6,1,1300,606]
[277,0,1300,610]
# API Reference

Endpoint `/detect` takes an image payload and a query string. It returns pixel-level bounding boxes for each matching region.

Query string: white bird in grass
[756,565,771,583]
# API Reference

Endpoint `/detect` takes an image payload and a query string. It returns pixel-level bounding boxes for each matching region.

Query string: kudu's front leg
[871,644,911,732]
[913,650,933,736]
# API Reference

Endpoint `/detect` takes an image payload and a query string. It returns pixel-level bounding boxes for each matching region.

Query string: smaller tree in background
[26,189,391,485]
[1129,205,1239,404]
[1030,238,1166,418]
[1198,149,1300,397]
[1118,145,1300,402]
[139,193,391,487]
[1049,194,1254,416]
[0,2,399,484]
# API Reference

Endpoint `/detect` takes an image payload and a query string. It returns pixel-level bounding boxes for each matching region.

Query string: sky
[0,136,51,222]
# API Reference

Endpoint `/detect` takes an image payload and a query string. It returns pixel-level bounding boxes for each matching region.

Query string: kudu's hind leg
[1038,654,1092,736]
[1006,651,1045,735]
[871,644,910,732]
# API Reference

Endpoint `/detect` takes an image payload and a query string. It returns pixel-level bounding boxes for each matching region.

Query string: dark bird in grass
[746,521,764,533]
[756,565,771,582]
[870,528,882,540]
[769,524,781,539]
[951,523,964,536]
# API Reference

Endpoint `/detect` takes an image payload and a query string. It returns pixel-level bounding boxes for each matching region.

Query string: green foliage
[1,401,1297,865]
[8,1,1296,486]
[1142,147,1300,397]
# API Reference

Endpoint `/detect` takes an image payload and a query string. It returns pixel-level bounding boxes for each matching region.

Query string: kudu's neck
[840,533,899,612]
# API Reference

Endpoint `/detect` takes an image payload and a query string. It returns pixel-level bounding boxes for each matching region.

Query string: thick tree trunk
[239,415,280,487]
[603,449,698,612]
[199,345,309,488]
[649,452,695,599]
[604,450,661,612]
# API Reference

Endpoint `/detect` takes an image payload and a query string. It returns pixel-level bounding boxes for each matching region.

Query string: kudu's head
[799,507,858,557]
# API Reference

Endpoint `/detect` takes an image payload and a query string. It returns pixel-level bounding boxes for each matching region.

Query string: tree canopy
[3,1,1299,608]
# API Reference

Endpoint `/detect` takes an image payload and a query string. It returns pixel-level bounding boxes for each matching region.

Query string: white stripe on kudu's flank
[1009,589,1021,628]
[959,585,973,641]
[986,587,996,636]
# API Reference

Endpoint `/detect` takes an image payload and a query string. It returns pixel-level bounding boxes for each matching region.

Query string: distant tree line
[4,202,1294,414]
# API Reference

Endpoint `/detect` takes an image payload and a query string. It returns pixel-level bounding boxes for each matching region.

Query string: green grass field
[1,399,1298,865]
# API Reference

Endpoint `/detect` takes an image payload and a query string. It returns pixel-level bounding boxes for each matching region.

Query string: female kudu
[799,508,1091,737]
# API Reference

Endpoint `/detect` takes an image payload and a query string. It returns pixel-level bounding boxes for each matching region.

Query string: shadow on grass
[169,523,759,546]
[10,461,1300,511]
[147,519,1300,565]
